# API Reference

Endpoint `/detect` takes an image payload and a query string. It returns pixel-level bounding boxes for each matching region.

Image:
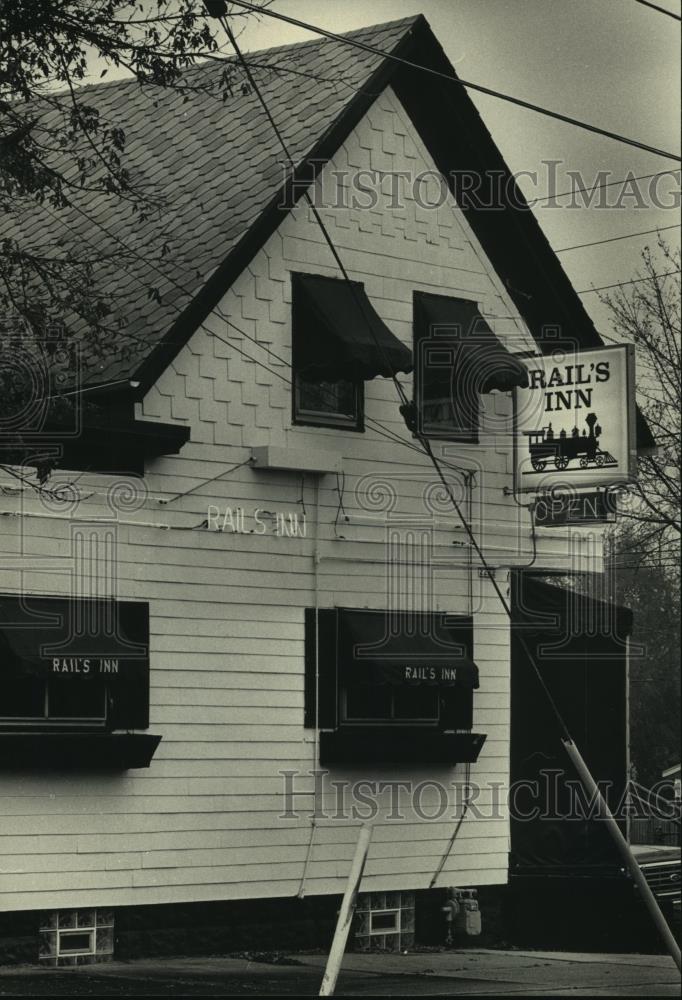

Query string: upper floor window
[413,291,528,441]
[294,375,362,429]
[291,272,412,431]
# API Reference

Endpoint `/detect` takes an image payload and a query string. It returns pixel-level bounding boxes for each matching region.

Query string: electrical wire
[206,15,567,856]
[530,170,680,206]
[211,6,579,745]
[226,0,681,163]
[158,456,255,504]
[413,428,573,738]
[430,760,472,888]
[633,0,682,20]
[577,269,680,294]
[217,11,410,404]
[554,223,679,253]
[33,170,447,476]
[18,26,435,474]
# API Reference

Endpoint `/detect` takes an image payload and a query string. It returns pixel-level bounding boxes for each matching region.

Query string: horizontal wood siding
[0,87,602,913]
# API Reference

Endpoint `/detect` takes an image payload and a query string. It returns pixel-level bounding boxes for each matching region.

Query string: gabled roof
[7,14,656,447]
[9,17,417,384]
[9,16,420,388]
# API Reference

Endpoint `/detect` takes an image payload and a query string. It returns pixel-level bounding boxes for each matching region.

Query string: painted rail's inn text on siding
[0,16,648,963]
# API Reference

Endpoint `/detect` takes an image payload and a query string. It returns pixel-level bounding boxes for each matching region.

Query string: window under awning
[0,594,151,731]
[338,609,479,689]
[416,293,529,392]
[293,272,413,382]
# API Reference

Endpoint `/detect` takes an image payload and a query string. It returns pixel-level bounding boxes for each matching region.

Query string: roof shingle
[7,16,421,387]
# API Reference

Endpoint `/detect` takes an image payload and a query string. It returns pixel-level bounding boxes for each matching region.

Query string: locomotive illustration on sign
[523,412,618,473]
[515,344,636,491]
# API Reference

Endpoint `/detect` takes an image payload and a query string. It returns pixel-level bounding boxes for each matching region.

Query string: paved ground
[0,949,680,996]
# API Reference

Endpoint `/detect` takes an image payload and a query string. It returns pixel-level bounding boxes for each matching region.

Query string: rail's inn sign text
[515,344,637,491]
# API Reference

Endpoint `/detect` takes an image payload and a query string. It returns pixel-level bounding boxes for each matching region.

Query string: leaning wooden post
[319,822,373,997]
[563,739,681,972]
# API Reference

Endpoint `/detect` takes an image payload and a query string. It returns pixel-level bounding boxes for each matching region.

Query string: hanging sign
[515,344,636,492]
[533,490,618,528]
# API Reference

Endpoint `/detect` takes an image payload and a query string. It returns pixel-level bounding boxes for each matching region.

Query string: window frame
[340,683,442,726]
[304,608,475,735]
[0,676,110,732]
[413,290,480,443]
[291,272,365,431]
[56,928,95,958]
[292,374,365,431]
[0,595,152,734]
[369,909,401,936]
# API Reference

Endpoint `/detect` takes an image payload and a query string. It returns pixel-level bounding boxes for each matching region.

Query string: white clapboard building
[0,16,650,964]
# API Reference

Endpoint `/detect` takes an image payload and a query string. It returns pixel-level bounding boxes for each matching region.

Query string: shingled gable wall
[0,85,604,916]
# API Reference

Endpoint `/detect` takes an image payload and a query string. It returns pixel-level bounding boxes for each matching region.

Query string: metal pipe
[298,478,323,899]
[562,738,681,971]
[319,823,373,996]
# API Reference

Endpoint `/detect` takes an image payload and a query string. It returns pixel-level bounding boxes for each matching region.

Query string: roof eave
[132,16,426,397]
[130,14,655,453]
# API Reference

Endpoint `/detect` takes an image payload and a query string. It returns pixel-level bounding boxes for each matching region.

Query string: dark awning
[0,594,151,729]
[3,417,190,477]
[293,273,413,382]
[416,293,529,392]
[0,595,149,678]
[512,574,633,646]
[338,609,479,688]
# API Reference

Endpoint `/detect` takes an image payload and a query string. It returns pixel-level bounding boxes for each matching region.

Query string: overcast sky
[230,0,680,338]
[89,1,681,338]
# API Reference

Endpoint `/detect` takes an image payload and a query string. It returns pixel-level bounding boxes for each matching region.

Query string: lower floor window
[304,607,479,736]
[343,684,440,724]
[1,677,107,728]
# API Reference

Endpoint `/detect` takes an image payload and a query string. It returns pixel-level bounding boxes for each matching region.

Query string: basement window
[57,929,94,957]
[355,892,415,953]
[40,909,115,966]
[369,909,401,935]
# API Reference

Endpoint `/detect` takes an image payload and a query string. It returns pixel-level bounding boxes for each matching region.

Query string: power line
[633,0,682,20]
[207,6,573,744]
[227,0,682,163]
[530,170,680,207]
[554,223,680,253]
[36,190,451,474]
[577,268,681,294]
[218,9,410,401]
[23,18,663,494]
